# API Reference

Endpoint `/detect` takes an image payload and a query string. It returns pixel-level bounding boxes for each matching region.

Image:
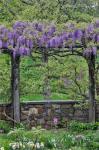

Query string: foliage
[0,54,88,102]
[20,55,88,101]
[0,120,12,133]
[0,125,99,149]
[0,55,11,103]
[0,0,99,24]
[0,0,24,23]
[68,121,99,132]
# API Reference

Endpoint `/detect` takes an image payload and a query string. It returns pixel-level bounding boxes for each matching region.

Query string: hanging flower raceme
[73,29,83,41]
[0,23,34,57]
[13,21,28,31]
[95,34,99,42]
[0,40,2,48]
[83,47,97,58]
[46,36,64,48]
[95,20,99,28]
[47,26,56,36]
[87,24,94,34]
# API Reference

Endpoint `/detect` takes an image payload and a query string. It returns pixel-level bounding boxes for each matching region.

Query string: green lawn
[0,93,72,104]
[20,93,71,102]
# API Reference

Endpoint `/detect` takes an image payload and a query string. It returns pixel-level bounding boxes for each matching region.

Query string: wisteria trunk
[11,55,20,124]
[88,56,96,122]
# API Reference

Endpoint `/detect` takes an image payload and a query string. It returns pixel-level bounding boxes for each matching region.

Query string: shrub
[0,120,12,133]
[68,121,99,132]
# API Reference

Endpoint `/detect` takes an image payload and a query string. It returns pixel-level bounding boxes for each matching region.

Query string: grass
[0,93,72,104]
[20,93,71,102]
[0,134,12,149]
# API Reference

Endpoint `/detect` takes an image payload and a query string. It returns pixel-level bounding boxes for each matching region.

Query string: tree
[0,0,98,24]
[0,21,99,123]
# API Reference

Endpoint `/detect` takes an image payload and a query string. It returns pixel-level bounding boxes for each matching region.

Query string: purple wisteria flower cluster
[0,21,99,57]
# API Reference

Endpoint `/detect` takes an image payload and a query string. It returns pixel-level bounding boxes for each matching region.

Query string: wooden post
[42,50,51,100]
[11,55,20,124]
[88,55,96,122]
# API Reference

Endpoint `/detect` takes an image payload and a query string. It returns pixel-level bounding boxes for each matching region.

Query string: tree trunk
[88,56,96,122]
[11,55,20,124]
[95,64,99,96]
[96,81,99,96]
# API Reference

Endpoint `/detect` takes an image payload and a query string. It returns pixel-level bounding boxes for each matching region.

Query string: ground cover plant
[0,121,99,150]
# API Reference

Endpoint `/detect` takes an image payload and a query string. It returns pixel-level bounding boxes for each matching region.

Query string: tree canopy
[0,0,99,24]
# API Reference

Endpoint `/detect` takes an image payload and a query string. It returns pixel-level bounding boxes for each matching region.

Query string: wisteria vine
[0,21,99,58]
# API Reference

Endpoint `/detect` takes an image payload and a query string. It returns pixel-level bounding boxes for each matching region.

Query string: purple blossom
[19,46,25,55]
[0,40,2,48]
[37,39,42,47]
[47,26,56,36]
[50,26,56,33]
[3,28,8,35]
[61,33,69,41]
[42,34,49,42]
[95,34,99,42]
[8,32,14,39]
[8,39,14,47]
[0,25,5,31]
[46,41,50,48]
[19,46,30,56]
[53,117,58,125]
[46,36,63,48]
[68,32,73,38]
[48,38,56,48]
[87,24,94,33]
[17,36,25,47]
[13,31,20,40]
[29,40,33,49]
[92,47,97,56]
[26,39,33,49]
[2,41,8,48]
[13,21,27,30]
[83,47,97,57]
[95,20,99,28]
[35,23,43,32]
[83,48,91,57]
[90,34,96,41]
[73,29,83,40]
[24,47,30,55]
[38,35,48,47]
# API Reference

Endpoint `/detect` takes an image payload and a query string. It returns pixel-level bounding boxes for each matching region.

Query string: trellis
[0,21,99,123]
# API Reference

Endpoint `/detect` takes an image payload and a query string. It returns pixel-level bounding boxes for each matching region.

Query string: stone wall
[0,101,99,128]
